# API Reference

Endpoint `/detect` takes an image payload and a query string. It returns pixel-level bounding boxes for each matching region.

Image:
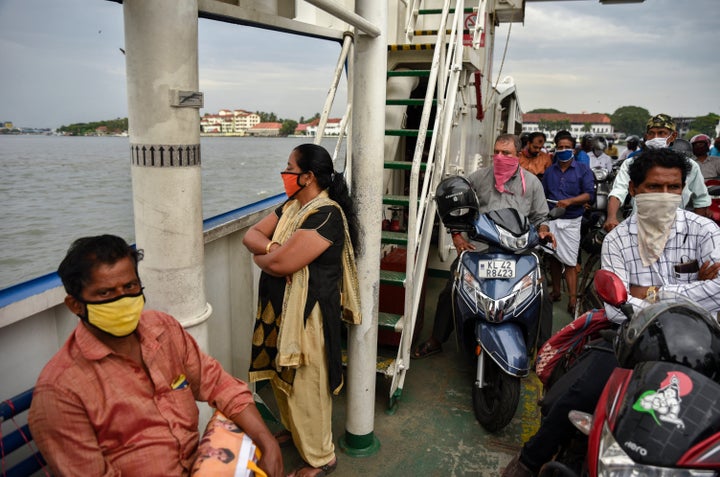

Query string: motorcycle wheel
[472,356,520,432]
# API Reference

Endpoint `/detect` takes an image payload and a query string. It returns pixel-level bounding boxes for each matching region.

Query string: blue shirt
[575,150,590,167]
[542,160,595,219]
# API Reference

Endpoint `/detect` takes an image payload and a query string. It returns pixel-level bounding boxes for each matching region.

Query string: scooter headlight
[496,226,529,251]
[597,422,715,476]
[471,269,539,322]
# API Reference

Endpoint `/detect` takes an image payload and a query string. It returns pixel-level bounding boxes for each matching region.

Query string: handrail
[303,0,381,37]
[314,33,353,146]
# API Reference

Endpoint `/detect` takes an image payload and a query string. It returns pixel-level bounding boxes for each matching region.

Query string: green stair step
[381,230,409,245]
[382,194,410,206]
[380,269,406,286]
[378,312,403,332]
[383,160,427,171]
[341,350,397,377]
[385,129,434,137]
[386,98,436,107]
[387,70,431,77]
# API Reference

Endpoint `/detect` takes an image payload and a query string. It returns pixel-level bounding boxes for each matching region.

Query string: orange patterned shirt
[518,149,553,176]
[29,310,254,476]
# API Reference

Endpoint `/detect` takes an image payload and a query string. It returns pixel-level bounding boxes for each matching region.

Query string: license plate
[477,259,515,279]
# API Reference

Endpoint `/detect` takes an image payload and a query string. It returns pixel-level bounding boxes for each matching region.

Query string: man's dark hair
[553,130,576,147]
[628,148,690,188]
[217,448,235,464]
[528,131,547,143]
[57,235,143,298]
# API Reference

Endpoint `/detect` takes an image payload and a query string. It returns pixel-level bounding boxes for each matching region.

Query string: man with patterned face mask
[29,235,284,477]
[603,114,710,231]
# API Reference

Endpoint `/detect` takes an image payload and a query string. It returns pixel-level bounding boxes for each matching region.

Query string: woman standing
[243,144,361,477]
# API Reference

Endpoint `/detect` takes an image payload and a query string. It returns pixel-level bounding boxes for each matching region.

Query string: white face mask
[635,193,681,266]
[645,137,670,149]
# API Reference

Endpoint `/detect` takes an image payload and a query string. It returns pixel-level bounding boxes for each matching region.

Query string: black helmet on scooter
[434,176,479,232]
[615,300,720,383]
[580,227,607,255]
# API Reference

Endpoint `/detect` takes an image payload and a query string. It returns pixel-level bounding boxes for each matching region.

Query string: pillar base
[338,430,380,457]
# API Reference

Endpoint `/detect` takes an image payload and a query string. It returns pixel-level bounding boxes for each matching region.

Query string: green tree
[528,108,564,114]
[582,122,592,133]
[555,119,571,132]
[689,113,720,137]
[610,106,650,136]
[280,119,298,136]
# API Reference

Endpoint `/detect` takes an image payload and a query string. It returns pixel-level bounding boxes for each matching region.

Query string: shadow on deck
[258,275,577,476]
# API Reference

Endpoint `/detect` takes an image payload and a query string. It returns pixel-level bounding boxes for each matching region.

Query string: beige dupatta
[272,190,362,370]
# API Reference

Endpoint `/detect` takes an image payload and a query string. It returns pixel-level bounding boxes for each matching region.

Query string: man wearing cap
[691,134,720,179]
[603,113,710,231]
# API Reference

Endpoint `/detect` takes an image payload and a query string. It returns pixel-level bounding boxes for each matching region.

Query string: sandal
[567,301,577,315]
[273,429,293,448]
[550,291,562,302]
[288,458,337,477]
[411,340,442,359]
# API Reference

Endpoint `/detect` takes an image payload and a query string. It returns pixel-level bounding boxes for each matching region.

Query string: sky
[1,0,718,129]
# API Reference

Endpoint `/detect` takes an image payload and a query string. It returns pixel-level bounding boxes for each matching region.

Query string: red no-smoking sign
[463,13,485,47]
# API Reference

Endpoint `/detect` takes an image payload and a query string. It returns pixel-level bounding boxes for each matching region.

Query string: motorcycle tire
[472,356,520,432]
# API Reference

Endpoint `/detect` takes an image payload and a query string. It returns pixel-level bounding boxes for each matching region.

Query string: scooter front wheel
[472,356,520,432]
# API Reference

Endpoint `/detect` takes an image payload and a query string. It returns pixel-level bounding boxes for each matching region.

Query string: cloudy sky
[1,0,718,129]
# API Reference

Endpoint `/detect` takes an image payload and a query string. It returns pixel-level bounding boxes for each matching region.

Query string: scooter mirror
[594,269,628,307]
[548,207,566,219]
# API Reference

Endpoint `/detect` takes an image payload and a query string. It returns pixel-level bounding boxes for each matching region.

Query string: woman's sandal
[411,340,442,359]
[288,458,337,477]
[550,291,562,302]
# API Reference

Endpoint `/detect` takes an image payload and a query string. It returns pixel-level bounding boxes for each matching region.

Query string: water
[0,135,345,289]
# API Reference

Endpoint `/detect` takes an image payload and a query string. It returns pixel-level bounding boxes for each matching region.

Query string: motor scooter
[448,206,561,432]
[541,270,720,476]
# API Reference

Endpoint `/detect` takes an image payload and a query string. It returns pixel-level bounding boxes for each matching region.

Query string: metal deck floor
[258,275,577,476]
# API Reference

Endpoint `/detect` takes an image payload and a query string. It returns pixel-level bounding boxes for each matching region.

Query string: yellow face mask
[84,292,145,337]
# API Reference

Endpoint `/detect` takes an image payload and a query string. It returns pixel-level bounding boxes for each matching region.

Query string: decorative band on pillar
[131,144,201,167]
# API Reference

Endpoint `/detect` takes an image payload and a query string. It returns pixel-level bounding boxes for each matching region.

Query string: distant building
[522,113,614,138]
[249,122,282,137]
[304,118,343,137]
[201,109,261,135]
[294,123,312,136]
[2,121,13,129]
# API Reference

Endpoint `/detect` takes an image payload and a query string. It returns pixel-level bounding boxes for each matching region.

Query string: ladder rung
[418,8,475,14]
[385,129,434,137]
[381,230,409,245]
[388,44,436,52]
[341,350,397,377]
[383,160,427,171]
[380,269,406,286]
[387,70,431,77]
[386,99,436,107]
[382,194,410,206]
[378,312,404,332]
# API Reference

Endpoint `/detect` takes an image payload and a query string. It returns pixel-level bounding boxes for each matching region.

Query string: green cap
[646,114,676,132]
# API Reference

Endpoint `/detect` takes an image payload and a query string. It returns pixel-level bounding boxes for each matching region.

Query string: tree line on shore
[56,106,719,139]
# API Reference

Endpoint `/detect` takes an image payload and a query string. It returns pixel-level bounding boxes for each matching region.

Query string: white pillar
[123,0,211,347]
[341,0,386,456]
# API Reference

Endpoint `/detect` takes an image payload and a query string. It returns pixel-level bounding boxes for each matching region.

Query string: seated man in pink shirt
[29,234,284,477]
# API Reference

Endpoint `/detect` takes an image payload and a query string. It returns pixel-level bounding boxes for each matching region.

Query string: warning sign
[463,13,485,48]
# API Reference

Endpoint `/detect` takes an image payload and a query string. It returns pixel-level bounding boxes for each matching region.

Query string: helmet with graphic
[615,299,720,383]
[626,135,641,149]
[592,136,608,155]
[434,176,479,232]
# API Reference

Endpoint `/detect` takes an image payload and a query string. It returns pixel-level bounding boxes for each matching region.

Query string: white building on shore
[522,113,614,138]
[200,109,261,135]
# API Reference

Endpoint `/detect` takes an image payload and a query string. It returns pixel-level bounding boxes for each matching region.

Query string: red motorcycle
[545,270,720,476]
[705,179,720,227]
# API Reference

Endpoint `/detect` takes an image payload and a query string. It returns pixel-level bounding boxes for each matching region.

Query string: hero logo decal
[633,371,693,430]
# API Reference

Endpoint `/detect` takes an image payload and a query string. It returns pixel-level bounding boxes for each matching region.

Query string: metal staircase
[378,0,485,410]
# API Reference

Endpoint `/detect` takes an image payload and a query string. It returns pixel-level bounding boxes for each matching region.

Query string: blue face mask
[555,149,574,162]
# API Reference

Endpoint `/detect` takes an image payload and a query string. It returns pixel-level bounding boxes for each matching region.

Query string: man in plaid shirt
[503,147,720,477]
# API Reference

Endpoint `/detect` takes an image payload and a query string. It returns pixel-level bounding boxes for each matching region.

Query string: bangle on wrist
[265,241,278,254]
